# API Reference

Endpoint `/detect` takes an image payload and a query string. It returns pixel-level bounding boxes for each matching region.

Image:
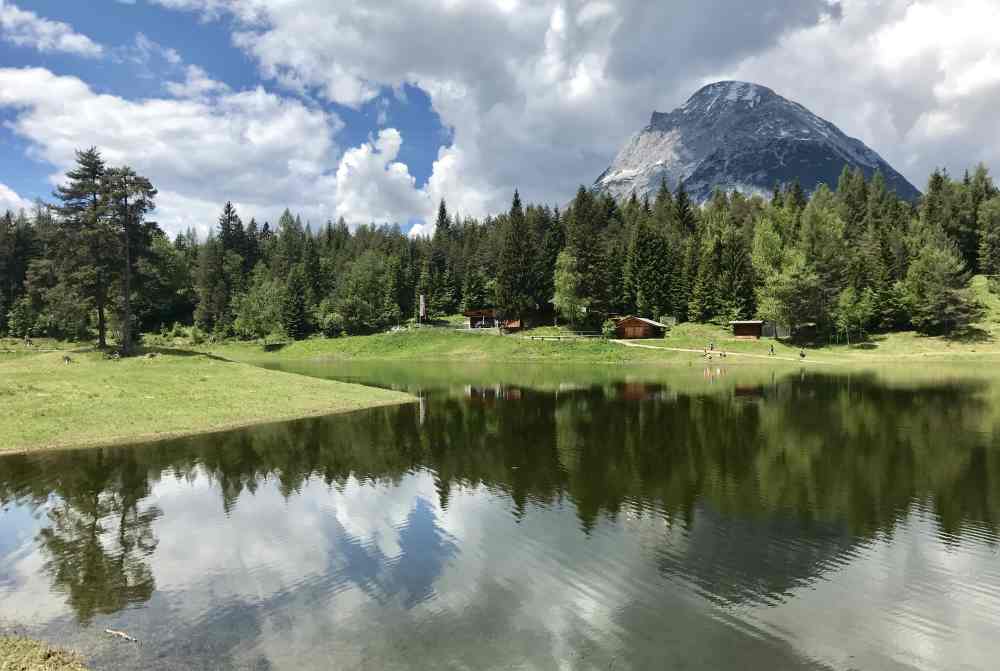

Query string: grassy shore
[0,637,88,670]
[0,348,414,454]
[198,315,1000,368]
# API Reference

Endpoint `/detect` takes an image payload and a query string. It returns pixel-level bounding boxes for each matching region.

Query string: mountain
[594,81,921,203]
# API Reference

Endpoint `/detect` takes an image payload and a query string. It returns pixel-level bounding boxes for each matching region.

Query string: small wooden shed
[463,309,523,332]
[464,309,497,328]
[730,320,765,338]
[614,316,669,339]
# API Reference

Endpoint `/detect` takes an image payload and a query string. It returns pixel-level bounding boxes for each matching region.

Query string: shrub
[601,319,617,339]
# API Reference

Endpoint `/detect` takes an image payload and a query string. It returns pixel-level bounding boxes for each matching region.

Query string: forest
[2,147,999,351]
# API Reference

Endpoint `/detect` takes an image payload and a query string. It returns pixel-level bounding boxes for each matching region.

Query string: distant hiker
[769,344,775,356]
[710,342,715,351]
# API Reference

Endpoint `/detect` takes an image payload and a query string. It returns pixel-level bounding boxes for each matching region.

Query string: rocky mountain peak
[595,81,920,204]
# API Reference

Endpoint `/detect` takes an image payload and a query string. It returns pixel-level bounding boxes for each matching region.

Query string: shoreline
[0,349,415,455]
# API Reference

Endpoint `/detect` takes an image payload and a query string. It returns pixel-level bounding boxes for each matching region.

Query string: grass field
[203,327,693,365]
[0,637,89,670]
[0,347,414,454]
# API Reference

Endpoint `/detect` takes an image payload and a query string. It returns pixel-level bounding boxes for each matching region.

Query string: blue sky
[1,0,450,221]
[1,1,999,235]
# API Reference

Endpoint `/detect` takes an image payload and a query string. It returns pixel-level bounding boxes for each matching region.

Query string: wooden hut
[464,309,497,328]
[729,320,765,338]
[463,309,523,331]
[613,316,669,339]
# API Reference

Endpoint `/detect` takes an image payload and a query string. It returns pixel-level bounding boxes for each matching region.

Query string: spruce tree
[104,166,156,355]
[564,187,608,321]
[281,264,309,339]
[674,183,697,234]
[495,190,536,320]
[978,196,1000,277]
[52,148,118,347]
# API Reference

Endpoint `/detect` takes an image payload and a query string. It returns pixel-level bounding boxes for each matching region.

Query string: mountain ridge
[594,81,920,203]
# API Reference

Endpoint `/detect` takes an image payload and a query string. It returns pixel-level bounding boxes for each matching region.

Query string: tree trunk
[121,190,132,356]
[97,289,107,349]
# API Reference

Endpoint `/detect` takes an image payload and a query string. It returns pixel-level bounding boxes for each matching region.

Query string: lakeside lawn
[198,315,1000,368]
[0,348,414,454]
[0,637,88,671]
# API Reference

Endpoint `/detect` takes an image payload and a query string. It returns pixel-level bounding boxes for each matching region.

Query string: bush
[6,296,37,339]
[601,319,617,339]
[314,299,345,337]
[189,325,206,345]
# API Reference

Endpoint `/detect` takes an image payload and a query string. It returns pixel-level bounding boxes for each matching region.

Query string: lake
[2,361,1000,670]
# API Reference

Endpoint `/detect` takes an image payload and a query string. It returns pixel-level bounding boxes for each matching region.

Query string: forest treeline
[2,147,1000,349]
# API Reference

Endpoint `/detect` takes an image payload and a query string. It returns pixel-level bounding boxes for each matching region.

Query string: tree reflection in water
[2,369,999,624]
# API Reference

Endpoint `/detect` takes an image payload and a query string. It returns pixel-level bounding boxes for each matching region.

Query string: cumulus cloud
[0,0,103,57]
[0,67,344,235]
[143,0,838,233]
[333,129,428,227]
[0,182,32,213]
[8,0,1000,236]
[0,65,449,235]
[140,0,1000,237]
[715,0,1000,188]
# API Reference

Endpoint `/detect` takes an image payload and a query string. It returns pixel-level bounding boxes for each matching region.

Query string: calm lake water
[3,362,1000,670]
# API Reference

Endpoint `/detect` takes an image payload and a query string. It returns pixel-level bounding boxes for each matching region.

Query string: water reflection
[2,368,1000,669]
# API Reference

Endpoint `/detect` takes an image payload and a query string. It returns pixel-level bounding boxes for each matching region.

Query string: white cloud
[0,182,32,213]
[166,64,231,99]
[0,0,103,57]
[11,0,1000,236]
[333,129,429,227]
[0,66,451,235]
[142,0,1000,235]
[137,0,844,234]
[713,0,1000,184]
[0,67,343,235]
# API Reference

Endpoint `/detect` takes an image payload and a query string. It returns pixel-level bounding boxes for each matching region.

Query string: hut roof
[616,316,670,329]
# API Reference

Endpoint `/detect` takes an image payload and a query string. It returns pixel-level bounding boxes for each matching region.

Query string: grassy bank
[203,328,694,365]
[0,348,414,454]
[202,315,1000,368]
[0,637,88,670]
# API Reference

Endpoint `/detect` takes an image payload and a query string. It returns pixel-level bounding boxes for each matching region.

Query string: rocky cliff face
[594,81,920,203]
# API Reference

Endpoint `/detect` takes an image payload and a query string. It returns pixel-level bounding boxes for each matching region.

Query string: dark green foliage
[494,191,536,319]
[904,236,983,334]
[281,264,309,339]
[4,144,994,346]
[625,212,671,319]
[50,148,118,347]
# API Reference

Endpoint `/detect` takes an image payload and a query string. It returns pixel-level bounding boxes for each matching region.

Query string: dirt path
[611,340,836,364]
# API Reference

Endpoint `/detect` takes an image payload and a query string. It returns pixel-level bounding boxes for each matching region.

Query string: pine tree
[193,235,226,331]
[978,196,1000,277]
[904,236,982,334]
[302,232,322,307]
[461,264,490,311]
[52,147,118,347]
[674,183,697,234]
[626,212,671,318]
[565,187,608,321]
[716,216,754,320]
[281,264,309,339]
[688,223,721,322]
[495,190,536,319]
[104,166,156,355]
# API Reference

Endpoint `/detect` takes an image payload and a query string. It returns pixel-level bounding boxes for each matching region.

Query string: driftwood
[104,628,140,645]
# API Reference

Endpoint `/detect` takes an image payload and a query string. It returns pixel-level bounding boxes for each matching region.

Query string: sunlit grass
[0,348,414,453]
